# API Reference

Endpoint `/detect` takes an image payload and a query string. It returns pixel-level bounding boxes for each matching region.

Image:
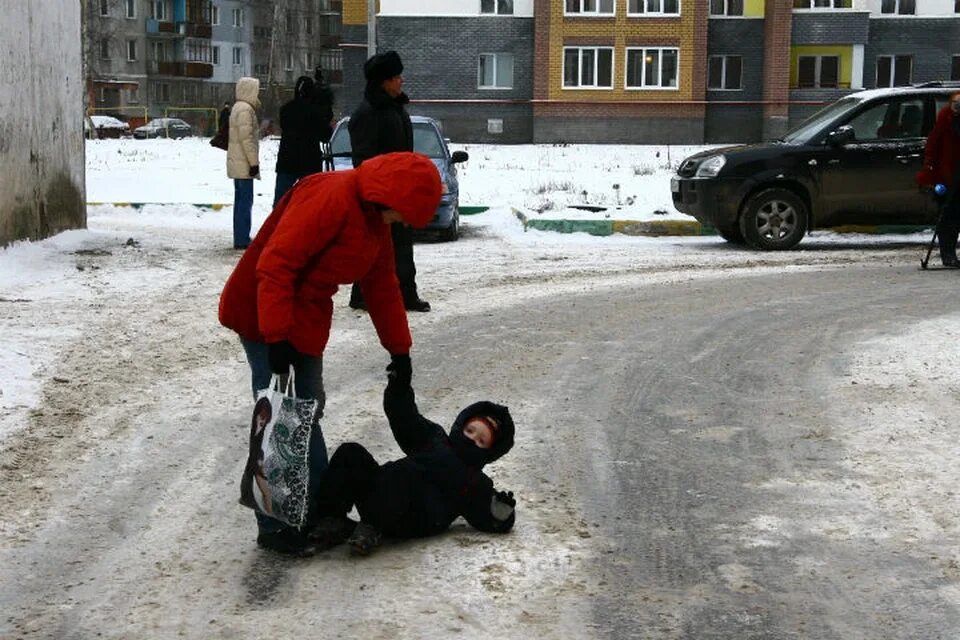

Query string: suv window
[843,98,925,142]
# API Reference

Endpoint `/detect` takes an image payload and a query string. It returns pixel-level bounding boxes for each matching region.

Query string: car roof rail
[913,80,960,89]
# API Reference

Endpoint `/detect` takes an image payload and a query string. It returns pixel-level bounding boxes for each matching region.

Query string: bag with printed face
[239,374,317,527]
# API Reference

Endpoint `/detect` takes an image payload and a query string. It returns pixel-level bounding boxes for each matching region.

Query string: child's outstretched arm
[383,355,445,455]
[463,475,516,534]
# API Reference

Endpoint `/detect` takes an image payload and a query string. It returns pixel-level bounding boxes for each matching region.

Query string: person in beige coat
[228,77,261,249]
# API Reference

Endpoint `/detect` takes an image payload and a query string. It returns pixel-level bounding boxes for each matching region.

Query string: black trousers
[350,222,419,306]
[936,189,960,260]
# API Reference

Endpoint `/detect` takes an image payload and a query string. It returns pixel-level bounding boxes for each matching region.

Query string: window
[563,47,614,88]
[564,0,616,15]
[629,0,680,14]
[211,5,219,25]
[956,0,960,13]
[481,0,514,14]
[233,47,243,66]
[100,38,110,59]
[708,55,742,89]
[845,98,924,141]
[129,85,139,103]
[286,10,295,33]
[710,0,743,14]
[127,39,137,61]
[184,83,197,104]
[232,8,244,27]
[953,55,960,81]
[212,46,220,65]
[285,52,294,71]
[478,53,514,89]
[880,0,915,13]
[306,17,313,34]
[625,47,679,89]
[153,82,170,102]
[793,0,850,7]
[126,0,136,18]
[876,55,912,87]
[100,0,109,16]
[797,55,839,88]
[152,1,167,21]
[152,41,167,62]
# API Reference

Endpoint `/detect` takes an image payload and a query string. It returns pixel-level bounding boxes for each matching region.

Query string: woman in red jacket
[917,92,960,267]
[219,151,441,555]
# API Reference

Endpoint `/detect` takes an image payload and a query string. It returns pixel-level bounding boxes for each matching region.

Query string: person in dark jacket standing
[274,76,334,206]
[307,355,517,555]
[917,92,960,267]
[219,102,231,131]
[348,51,431,313]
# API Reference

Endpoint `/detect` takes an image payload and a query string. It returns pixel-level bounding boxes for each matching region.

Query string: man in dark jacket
[308,355,517,555]
[348,51,431,313]
[274,76,334,206]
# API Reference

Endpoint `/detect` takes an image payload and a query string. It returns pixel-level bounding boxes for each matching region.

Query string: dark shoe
[349,299,367,311]
[233,244,249,250]
[307,515,358,550]
[257,529,317,557]
[346,522,382,556]
[404,298,431,313]
[942,257,960,268]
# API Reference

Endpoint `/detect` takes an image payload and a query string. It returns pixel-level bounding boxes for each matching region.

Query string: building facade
[341,0,960,143]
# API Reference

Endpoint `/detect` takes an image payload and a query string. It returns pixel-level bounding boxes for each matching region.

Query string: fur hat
[364,51,404,84]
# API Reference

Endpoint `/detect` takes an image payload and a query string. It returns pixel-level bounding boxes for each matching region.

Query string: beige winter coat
[227,77,261,179]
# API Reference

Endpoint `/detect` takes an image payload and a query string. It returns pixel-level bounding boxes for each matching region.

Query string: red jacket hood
[356,152,442,228]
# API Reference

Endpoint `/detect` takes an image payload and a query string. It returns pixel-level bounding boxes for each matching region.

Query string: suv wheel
[739,188,808,251]
[440,212,460,242]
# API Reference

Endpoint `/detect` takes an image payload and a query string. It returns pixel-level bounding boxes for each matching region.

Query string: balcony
[148,60,213,78]
[177,21,212,38]
[146,18,177,34]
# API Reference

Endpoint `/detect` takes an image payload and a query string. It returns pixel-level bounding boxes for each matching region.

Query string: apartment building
[83,0,345,127]
[341,0,959,143]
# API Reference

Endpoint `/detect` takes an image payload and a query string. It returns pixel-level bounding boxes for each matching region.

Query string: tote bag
[239,372,318,527]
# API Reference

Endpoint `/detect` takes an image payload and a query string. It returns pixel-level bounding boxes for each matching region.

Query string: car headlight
[695,155,726,178]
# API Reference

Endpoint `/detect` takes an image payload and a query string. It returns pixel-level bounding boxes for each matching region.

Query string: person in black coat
[308,355,517,555]
[273,76,334,206]
[348,51,431,313]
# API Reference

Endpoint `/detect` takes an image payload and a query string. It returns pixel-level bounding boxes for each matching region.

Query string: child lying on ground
[308,355,516,555]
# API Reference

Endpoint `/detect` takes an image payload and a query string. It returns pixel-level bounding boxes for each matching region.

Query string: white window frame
[562,46,615,89]
[707,55,742,90]
[627,0,680,16]
[232,7,244,28]
[478,53,514,89]
[624,47,680,90]
[480,0,515,14]
[126,39,137,62]
[875,55,912,87]
[564,0,616,17]
[709,0,744,15]
[793,0,851,9]
[880,0,915,14]
[233,47,243,66]
[129,85,140,103]
[100,38,111,60]
[797,55,840,88]
[285,52,294,71]
[126,0,136,19]
[212,46,220,65]
[152,1,168,21]
[100,0,110,17]
[211,4,220,25]
[152,40,166,62]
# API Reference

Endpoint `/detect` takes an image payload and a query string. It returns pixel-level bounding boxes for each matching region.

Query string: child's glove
[386,353,412,387]
[491,490,515,521]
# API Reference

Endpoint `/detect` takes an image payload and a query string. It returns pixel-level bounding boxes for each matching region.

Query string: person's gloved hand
[268,340,299,375]
[386,353,412,387]
[250,165,260,178]
[491,490,515,521]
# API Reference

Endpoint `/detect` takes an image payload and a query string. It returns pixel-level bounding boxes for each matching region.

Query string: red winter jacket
[219,152,442,356]
[916,105,960,188]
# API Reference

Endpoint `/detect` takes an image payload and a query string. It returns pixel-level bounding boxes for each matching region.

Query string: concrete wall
[864,18,960,87]
[1,1,85,246]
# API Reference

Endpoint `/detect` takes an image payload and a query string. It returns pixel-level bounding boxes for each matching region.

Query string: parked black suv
[672,82,960,250]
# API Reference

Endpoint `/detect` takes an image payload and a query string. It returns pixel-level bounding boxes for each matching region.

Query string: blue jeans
[233,179,253,248]
[241,338,328,534]
[273,172,300,207]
